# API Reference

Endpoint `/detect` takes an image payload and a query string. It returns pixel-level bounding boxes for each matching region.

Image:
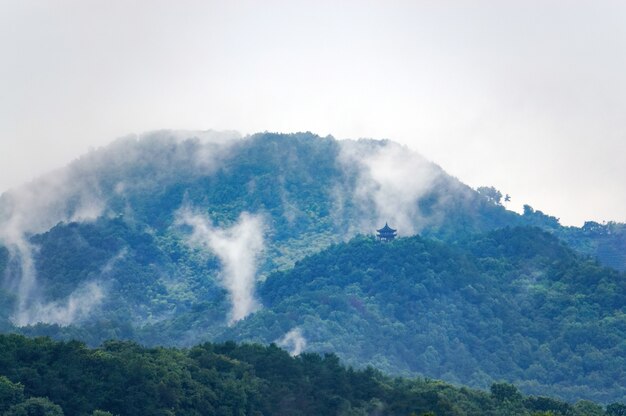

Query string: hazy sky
[1,0,625,226]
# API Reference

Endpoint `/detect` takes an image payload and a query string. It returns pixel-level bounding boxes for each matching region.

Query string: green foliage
[477,186,503,205]
[0,334,619,416]
[491,382,522,403]
[5,223,625,404]
[558,221,626,272]
[225,228,626,403]
[522,396,570,415]
[4,397,64,416]
[1,132,625,408]
[0,376,24,412]
[573,400,606,416]
[522,206,626,271]
[607,402,626,416]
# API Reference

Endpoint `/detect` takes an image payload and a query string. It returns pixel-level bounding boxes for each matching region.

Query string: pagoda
[376,223,397,242]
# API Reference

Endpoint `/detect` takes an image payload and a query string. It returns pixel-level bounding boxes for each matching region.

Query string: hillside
[0,334,621,416]
[224,227,626,403]
[0,131,625,404]
[0,131,522,331]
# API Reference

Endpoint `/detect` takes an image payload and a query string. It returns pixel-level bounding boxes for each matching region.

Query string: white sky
[1,0,625,226]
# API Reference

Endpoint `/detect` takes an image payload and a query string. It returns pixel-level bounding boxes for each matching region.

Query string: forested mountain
[0,131,521,333]
[0,131,624,405]
[229,227,626,403]
[0,334,622,416]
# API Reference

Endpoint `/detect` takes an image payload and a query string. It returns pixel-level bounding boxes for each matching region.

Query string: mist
[0,166,105,325]
[0,129,240,326]
[177,208,265,324]
[277,327,307,356]
[16,282,105,327]
[338,140,442,236]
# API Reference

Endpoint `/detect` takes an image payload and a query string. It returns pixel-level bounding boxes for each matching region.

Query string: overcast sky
[1,0,625,226]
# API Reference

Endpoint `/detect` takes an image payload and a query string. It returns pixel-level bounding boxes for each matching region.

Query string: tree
[607,403,626,416]
[490,382,522,403]
[572,400,604,416]
[0,376,25,412]
[477,186,503,205]
[5,397,64,416]
[523,396,570,415]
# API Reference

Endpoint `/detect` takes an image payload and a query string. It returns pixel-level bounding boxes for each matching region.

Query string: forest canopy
[0,334,624,416]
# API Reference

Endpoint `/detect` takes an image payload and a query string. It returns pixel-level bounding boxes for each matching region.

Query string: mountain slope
[0,131,625,404]
[225,227,625,403]
[0,131,521,329]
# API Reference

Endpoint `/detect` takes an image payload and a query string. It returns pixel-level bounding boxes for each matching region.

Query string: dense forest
[0,132,625,407]
[2,227,624,403]
[1,334,625,416]
[227,227,626,403]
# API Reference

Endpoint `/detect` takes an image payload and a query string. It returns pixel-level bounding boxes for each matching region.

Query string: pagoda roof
[377,223,397,233]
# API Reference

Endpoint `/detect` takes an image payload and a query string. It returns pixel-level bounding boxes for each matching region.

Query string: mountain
[0,131,624,403]
[0,131,518,329]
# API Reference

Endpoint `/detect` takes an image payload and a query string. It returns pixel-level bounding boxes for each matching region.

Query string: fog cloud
[338,140,442,235]
[78,129,239,196]
[177,208,265,324]
[16,281,105,327]
[0,167,105,325]
[277,327,307,356]
[0,129,240,326]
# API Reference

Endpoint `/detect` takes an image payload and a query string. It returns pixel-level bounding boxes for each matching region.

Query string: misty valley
[0,132,625,415]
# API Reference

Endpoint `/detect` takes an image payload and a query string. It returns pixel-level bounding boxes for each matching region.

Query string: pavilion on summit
[376,223,397,242]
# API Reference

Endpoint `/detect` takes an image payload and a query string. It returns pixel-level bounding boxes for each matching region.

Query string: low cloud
[338,140,442,236]
[277,327,307,356]
[177,208,265,325]
[0,129,240,326]
[14,281,105,327]
[101,130,239,185]
[0,167,105,326]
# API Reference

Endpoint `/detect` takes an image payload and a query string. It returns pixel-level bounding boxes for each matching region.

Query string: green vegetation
[5,226,621,402]
[0,334,622,416]
[0,132,625,407]
[521,205,626,272]
[228,227,626,403]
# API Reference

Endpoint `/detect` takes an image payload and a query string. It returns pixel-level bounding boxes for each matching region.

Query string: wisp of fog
[177,208,265,325]
[337,140,442,235]
[0,129,240,326]
[277,327,307,356]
